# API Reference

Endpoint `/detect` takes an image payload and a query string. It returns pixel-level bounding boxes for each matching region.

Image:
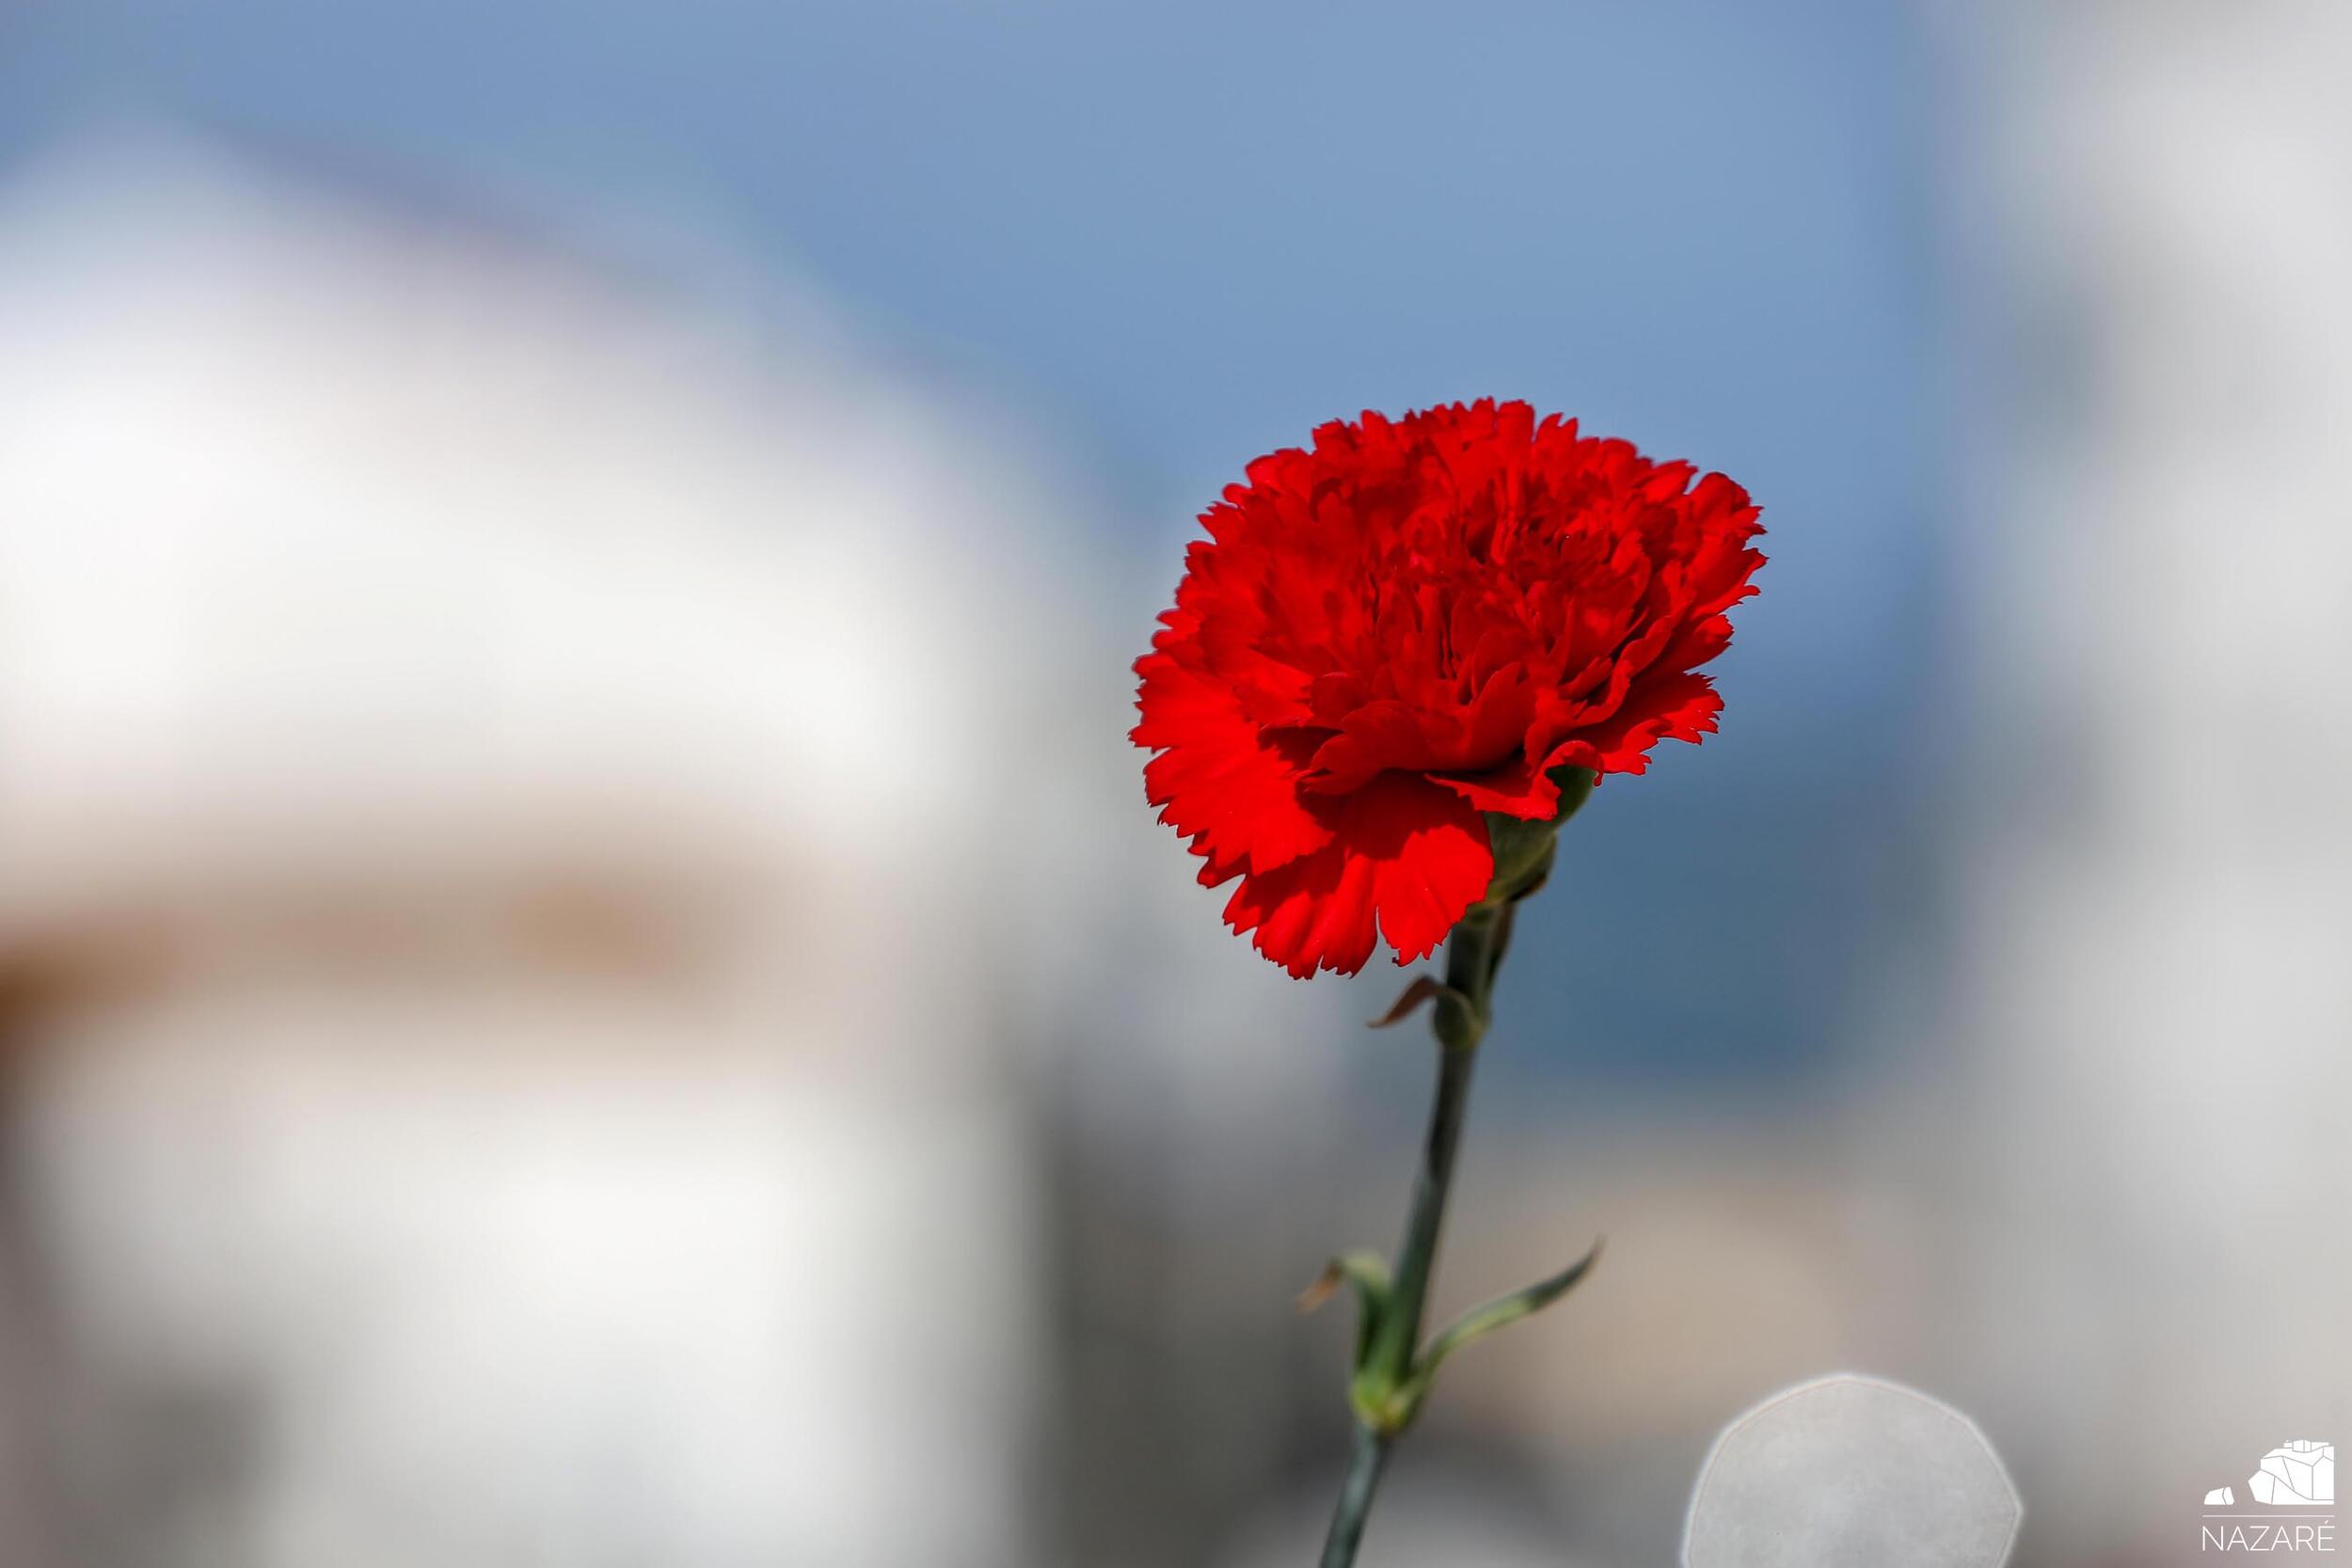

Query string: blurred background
[0,1,2343,1564]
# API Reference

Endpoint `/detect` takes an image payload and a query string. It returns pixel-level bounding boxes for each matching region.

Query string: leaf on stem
[1413,1237,1603,1383]
[1369,975,1468,1028]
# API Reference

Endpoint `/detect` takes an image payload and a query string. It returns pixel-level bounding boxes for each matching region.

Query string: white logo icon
[2249,1442,2335,1508]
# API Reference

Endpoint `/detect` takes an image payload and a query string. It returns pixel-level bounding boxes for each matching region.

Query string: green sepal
[1296,1251,1394,1371]
[1479,766,1594,906]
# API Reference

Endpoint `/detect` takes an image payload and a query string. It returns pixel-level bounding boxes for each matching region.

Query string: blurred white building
[0,139,1204,1568]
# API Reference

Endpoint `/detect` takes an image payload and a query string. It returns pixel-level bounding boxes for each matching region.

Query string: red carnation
[1132,398,1763,978]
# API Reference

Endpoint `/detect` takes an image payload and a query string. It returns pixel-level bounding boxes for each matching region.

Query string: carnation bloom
[1132,399,1763,978]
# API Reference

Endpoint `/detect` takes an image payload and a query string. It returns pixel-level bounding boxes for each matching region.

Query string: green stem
[1318,897,1514,1566]
[1316,1423,1391,1568]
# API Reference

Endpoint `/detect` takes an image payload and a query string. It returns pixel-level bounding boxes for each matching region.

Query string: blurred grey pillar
[1947,2,2352,1560]
[0,1021,65,1568]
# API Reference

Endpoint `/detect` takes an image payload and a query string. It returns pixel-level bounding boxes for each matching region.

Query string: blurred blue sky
[0,0,1942,1091]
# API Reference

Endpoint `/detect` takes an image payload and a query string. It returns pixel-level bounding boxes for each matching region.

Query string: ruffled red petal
[1134,652,1333,877]
[1219,774,1493,978]
[1553,670,1724,777]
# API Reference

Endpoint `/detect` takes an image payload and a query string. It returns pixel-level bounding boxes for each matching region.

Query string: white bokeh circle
[1684,1374,2020,1568]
